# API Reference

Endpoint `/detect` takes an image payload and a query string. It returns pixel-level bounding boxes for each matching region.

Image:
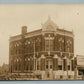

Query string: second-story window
[67,39,72,52]
[35,38,41,52]
[45,40,49,51]
[58,37,64,52]
[45,35,54,51]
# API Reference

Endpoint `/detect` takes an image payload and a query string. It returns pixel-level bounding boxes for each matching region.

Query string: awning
[77,65,84,70]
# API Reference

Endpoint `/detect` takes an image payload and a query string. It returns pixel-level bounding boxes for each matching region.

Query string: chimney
[21,26,27,35]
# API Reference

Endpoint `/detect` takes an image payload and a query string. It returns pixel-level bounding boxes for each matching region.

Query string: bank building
[9,17,75,80]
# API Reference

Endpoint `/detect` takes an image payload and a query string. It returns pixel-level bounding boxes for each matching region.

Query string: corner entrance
[46,58,53,80]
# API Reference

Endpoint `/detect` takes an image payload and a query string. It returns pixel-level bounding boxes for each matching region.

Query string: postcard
[0,4,84,80]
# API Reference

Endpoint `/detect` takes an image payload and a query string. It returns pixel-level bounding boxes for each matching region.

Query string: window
[19,65,20,70]
[36,46,40,52]
[67,39,72,52]
[37,60,40,70]
[15,66,17,71]
[58,58,62,65]
[71,60,74,71]
[46,60,48,69]
[35,38,41,52]
[46,65,48,69]
[68,66,70,70]
[63,59,66,71]
[16,50,17,55]
[50,65,52,69]
[11,66,12,73]
[50,40,54,51]
[37,65,39,70]
[58,65,62,70]
[19,49,20,54]
[60,75,63,79]
[45,39,54,51]
[58,37,64,52]
[78,70,83,75]
[68,47,69,52]
[37,75,40,79]
[45,40,49,51]
[30,66,32,70]
[26,65,28,70]
[47,72,50,78]
[68,75,71,79]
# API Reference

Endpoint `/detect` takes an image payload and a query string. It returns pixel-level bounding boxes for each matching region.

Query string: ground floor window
[37,65,39,70]
[78,69,84,75]
[60,75,63,79]
[68,75,71,79]
[11,66,12,73]
[68,66,70,70]
[46,65,48,69]
[47,72,49,78]
[58,65,62,70]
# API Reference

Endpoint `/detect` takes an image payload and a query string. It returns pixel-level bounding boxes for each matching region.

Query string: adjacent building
[9,17,75,80]
[75,55,84,80]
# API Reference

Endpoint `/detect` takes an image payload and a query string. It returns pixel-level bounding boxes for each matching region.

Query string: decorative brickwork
[9,17,75,80]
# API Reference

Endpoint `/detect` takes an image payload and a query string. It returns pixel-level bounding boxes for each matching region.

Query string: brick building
[9,17,75,80]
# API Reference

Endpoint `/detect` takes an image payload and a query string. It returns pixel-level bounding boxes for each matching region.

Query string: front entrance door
[46,59,53,80]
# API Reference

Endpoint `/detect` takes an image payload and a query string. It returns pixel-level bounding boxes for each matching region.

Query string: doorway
[46,59,53,79]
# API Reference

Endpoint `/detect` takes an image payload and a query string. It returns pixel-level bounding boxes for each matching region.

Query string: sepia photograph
[0,4,84,80]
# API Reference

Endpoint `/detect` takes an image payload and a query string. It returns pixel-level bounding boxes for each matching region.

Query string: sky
[0,4,84,66]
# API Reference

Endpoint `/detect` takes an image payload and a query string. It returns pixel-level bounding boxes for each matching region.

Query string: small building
[9,17,75,80]
[76,55,84,80]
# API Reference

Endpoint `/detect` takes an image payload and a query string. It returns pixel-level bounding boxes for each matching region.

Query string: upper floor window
[67,39,72,52]
[58,37,64,51]
[35,38,41,52]
[45,35,54,51]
